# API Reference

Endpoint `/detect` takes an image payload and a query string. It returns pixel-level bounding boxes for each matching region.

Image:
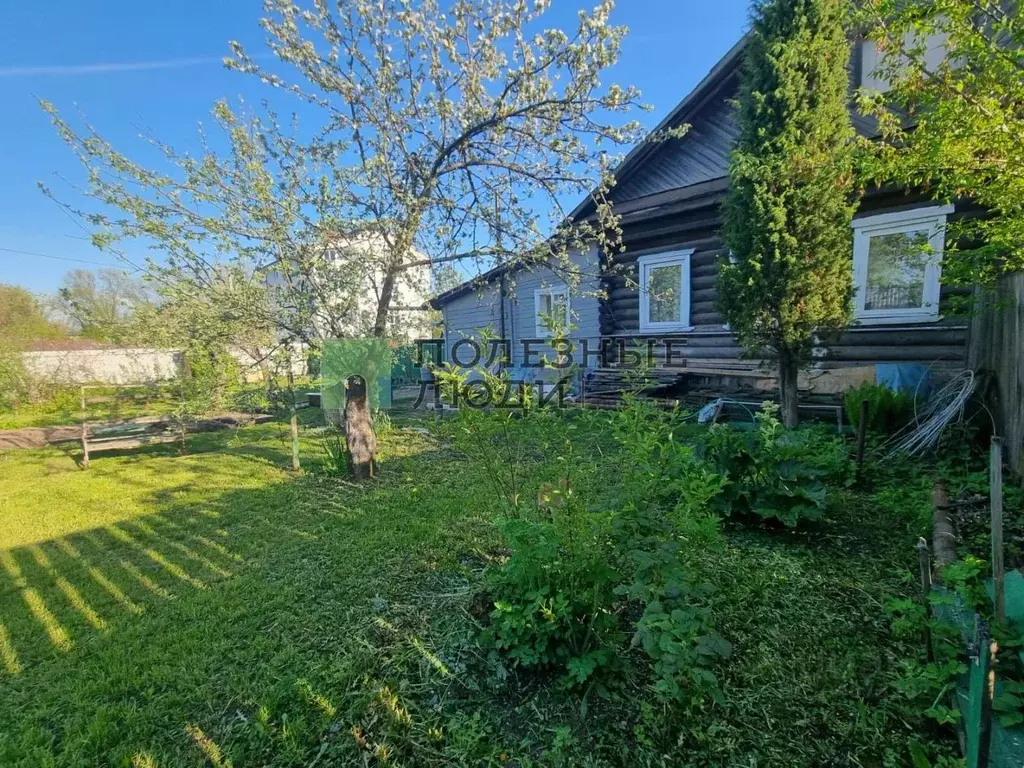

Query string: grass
[0,394,178,431]
[0,409,956,766]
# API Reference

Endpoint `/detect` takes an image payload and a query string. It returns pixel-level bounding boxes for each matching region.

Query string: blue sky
[0,0,750,295]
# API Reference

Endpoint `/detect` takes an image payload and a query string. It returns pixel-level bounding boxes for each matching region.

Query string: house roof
[431,30,880,309]
[431,39,750,310]
[569,34,751,222]
[428,261,510,309]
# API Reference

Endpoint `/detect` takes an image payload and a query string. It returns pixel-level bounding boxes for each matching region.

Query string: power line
[0,246,129,269]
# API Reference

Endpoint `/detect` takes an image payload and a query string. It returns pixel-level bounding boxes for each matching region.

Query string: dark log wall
[599,190,969,371]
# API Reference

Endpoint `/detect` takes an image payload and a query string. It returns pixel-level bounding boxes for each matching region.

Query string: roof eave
[568,33,750,223]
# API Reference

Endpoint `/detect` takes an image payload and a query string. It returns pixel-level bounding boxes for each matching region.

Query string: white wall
[22,349,183,385]
[21,345,308,386]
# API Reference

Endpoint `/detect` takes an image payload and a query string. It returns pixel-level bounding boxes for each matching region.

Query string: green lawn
[0,396,174,431]
[0,411,954,766]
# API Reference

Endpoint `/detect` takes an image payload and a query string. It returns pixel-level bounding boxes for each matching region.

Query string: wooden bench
[80,385,182,468]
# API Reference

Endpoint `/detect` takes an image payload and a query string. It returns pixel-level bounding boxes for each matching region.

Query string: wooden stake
[932,479,957,570]
[855,398,869,469]
[288,370,300,472]
[916,537,934,662]
[990,436,1005,622]
[80,386,89,469]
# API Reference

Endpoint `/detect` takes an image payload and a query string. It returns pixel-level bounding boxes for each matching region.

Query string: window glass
[647,263,681,324]
[536,289,568,334]
[864,229,929,311]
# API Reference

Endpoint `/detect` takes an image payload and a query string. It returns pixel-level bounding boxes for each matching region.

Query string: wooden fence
[968,271,1024,477]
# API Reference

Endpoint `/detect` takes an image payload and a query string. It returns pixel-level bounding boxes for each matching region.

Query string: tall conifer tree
[720,0,859,427]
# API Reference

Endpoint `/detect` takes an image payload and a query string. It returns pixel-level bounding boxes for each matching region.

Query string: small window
[534,285,569,337]
[639,249,693,332]
[852,206,952,324]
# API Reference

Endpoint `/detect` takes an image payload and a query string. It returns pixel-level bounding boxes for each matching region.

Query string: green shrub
[452,388,731,703]
[317,431,348,476]
[229,381,272,414]
[703,403,853,526]
[484,502,623,685]
[0,349,29,412]
[844,382,916,434]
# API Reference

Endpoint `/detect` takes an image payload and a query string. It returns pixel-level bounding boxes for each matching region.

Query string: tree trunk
[372,268,399,338]
[777,349,800,428]
[344,375,376,479]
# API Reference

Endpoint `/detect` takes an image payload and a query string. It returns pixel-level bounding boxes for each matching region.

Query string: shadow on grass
[0,423,476,766]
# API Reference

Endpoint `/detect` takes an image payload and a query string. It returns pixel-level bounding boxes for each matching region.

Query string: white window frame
[639,249,693,333]
[852,205,953,325]
[534,285,570,337]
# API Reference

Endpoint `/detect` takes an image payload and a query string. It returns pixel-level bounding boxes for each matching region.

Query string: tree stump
[344,375,376,479]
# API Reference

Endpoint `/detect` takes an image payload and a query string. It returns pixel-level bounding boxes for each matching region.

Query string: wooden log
[834,329,967,347]
[86,434,181,452]
[692,262,719,279]
[691,274,718,291]
[932,479,957,572]
[822,345,964,363]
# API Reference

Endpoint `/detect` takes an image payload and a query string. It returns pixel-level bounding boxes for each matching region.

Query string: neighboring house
[268,234,432,344]
[429,246,601,385]
[431,32,971,397]
[317,237,432,342]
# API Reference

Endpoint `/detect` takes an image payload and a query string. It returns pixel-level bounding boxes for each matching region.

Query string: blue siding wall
[440,247,602,378]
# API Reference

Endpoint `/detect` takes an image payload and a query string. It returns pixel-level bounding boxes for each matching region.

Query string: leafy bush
[0,349,29,412]
[844,382,916,434]
[484,495,623,685]
[229,381,272,414]
[451,385,731,704]
[703,403,853,526]
[888,554,1024,732]
[317,431,348,476]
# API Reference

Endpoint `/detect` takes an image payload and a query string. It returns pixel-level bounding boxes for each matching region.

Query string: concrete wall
[21,345,308,386]
[22,348,183,385]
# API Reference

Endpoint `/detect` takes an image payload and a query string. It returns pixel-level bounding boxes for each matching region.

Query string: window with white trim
[639,249,693,332]
[852,206,952,325]
[534,285,569,337]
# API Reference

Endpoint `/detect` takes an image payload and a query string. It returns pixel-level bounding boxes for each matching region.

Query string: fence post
[288,370,300,472]
[990,436,1005,622]
[966,621,995,768]
[80,386,89,469]
[916,538,934,662]
[855,398,869,470]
